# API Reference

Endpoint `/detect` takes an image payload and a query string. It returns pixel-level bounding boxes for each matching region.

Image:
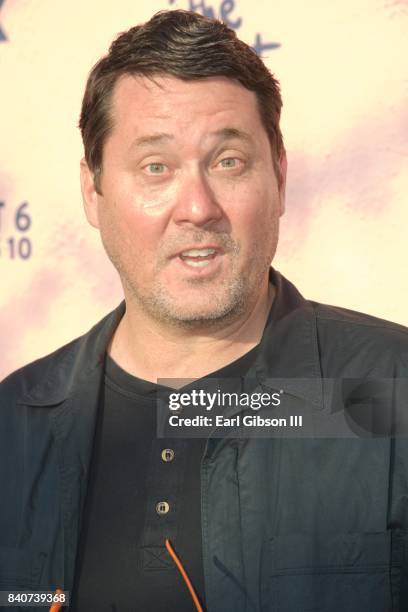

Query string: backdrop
[1,0,407,380]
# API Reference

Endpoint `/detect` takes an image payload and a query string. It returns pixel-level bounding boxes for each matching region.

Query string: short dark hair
[79,9,284,194]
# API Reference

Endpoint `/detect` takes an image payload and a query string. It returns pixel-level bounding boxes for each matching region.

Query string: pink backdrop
[1,0,407,380]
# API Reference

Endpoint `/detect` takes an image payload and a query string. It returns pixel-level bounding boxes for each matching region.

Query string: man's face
[81,74,286,326]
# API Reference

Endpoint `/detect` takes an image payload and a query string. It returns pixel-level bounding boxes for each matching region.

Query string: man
[1,9,408,612]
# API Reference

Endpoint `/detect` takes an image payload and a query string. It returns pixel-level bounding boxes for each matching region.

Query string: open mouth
[179,248,218,268]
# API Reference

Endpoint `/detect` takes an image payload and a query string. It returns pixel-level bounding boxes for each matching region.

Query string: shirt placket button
[161,448,175,462]
[156,501,170,515]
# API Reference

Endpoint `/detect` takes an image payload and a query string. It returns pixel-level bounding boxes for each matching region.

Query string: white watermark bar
[156,377,408,439]
[0,591,69,606]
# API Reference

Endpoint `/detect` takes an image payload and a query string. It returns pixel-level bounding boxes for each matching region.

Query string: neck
[108,276,274,383]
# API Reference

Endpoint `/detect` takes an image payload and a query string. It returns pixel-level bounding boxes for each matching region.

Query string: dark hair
[79,9,284,194]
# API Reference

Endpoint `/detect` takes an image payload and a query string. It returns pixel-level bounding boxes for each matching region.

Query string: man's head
[79,10,287,328]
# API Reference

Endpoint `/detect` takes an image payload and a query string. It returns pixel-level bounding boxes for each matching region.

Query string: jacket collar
[21,269,323,410]
[20,302,125,406]
[251,269,323,409]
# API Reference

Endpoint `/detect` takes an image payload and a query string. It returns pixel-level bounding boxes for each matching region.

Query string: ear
[277,149,287,216]
[80,158,100,229]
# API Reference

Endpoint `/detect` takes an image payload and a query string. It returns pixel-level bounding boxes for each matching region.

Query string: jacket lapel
[20,302,126,591]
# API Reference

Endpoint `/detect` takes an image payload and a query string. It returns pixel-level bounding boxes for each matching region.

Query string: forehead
[109,73,266,140]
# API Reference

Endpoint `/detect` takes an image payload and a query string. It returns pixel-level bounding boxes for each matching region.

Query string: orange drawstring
[49,587,64,612]
[49,541,204,612]
[165,538,204,612]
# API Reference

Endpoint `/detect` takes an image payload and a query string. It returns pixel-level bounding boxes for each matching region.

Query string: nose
[172,168,223,229]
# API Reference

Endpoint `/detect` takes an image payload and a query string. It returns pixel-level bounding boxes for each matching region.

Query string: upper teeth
[181,248,216,257]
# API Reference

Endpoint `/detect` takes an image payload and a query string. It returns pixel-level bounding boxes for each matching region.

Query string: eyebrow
[129,127,254,150]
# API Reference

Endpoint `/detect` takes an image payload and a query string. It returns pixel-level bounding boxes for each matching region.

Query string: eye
[218,157,242,169]
[145,162,167,174]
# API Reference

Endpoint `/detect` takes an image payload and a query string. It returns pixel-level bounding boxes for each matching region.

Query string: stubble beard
[120,256,249,330]
[121,255,274,332]
[105,227,278,331]
[132,273,248,330]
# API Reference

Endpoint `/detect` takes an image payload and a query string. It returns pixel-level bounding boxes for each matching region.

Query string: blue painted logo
[0,0,7,42]
[168,0,281,54]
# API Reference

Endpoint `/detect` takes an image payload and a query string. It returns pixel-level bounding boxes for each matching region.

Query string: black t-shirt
[70,346,259,612]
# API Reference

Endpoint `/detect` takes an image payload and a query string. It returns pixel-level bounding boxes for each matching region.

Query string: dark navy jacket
[1,270,408,611]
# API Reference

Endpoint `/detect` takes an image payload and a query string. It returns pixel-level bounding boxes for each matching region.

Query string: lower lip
[174,253,224,275]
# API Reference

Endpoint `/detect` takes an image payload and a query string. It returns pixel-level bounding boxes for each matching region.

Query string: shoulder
[0,336,82,404]
[0,302,125,406]
[310,300,408,374]
[312,300,408,342]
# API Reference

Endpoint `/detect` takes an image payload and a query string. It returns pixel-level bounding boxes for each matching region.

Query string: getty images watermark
[156,382,305,438]
[166,389,302,428]
[156,378,408,439]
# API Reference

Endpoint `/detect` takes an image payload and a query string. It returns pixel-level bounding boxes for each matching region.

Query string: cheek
[105,167,176,214]
[98,196,166,264]
[230,185,278,238]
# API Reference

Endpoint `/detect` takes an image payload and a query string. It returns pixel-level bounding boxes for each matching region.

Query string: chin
[141,290,247,328]
[128,273,254,326]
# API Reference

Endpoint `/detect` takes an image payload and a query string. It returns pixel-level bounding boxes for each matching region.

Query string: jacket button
[156,501,170,515]
[161,448,175,462]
